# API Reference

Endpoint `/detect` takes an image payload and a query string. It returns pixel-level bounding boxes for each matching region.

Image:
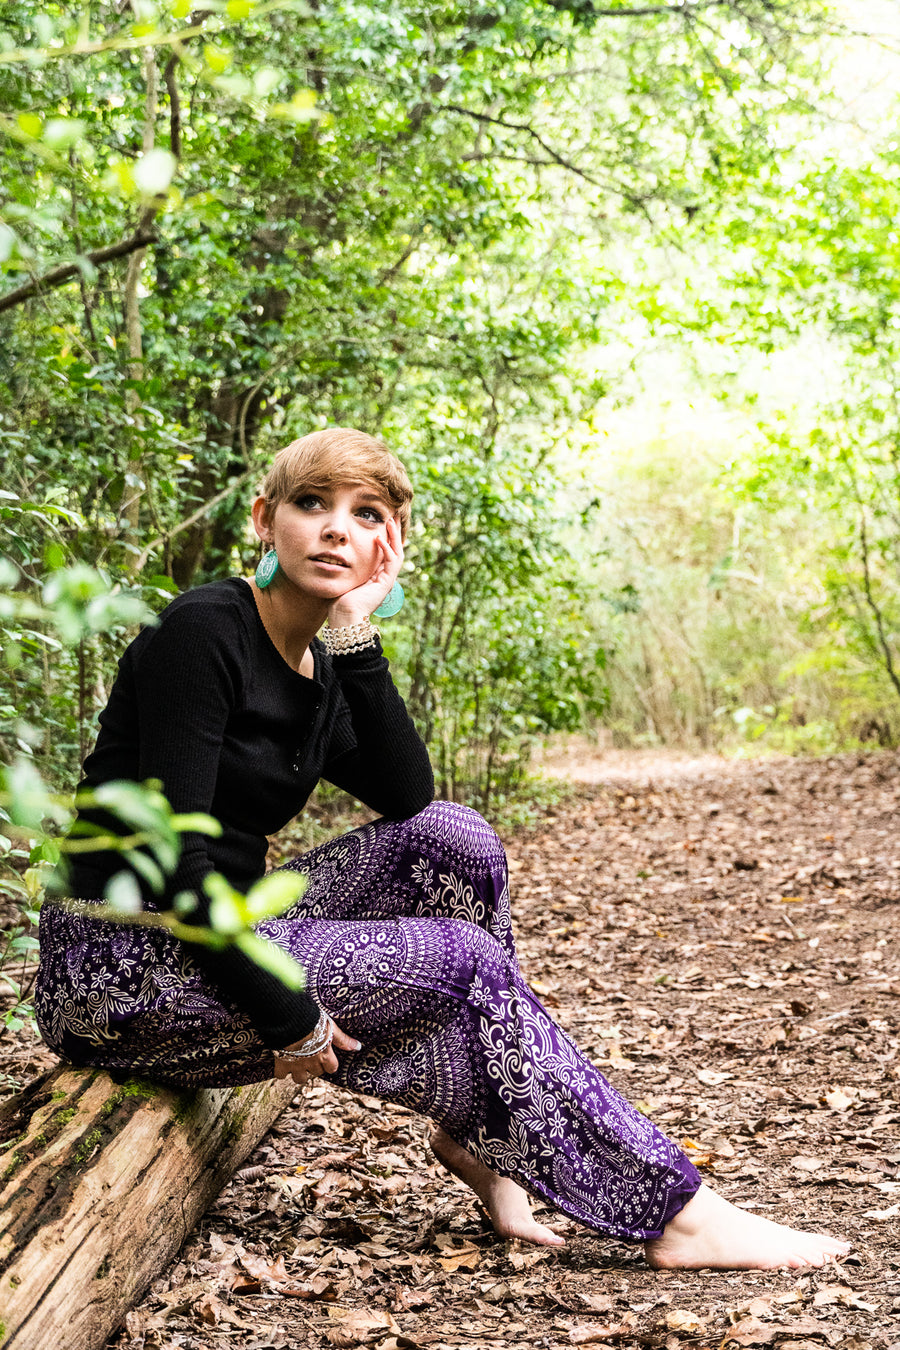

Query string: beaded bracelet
[274,1011,334,1062]
[320,617,379,656]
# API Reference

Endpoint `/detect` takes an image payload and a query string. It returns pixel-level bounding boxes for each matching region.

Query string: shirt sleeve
[319,639,434,818]
[128,600,321,1047]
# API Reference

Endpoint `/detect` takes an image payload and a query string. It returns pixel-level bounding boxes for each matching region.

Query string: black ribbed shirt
[69,578,434,1047]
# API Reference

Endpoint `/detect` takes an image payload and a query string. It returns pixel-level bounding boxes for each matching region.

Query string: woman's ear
[251,496,274,544]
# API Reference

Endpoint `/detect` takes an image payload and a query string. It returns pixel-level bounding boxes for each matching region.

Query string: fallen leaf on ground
[725,1315,775,1345]
[578,1293,615,1313]
[790,1155,826,1172]
[696,1069,733,1085]
[823,1087,856,1112]
[813,1284,880,1311]
[725,1316,829,1347]
[813,1285,853,1307]
[507,1244,555,1269]
[239,1251,289,1284]
[278,1275,340,1301]
[569,1313,637,1345]
[436,1243,481,1271]
[325,1306,401,1347]
[731,1295,776,1319]
[193,1293,224,1327]
[191,1292,253,1329]
[666,1308,707,1332]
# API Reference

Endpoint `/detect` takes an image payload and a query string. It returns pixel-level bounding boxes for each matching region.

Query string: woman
[36,428,848,1270]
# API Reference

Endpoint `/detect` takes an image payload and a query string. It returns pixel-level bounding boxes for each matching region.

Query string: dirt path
[97,750,898,1347]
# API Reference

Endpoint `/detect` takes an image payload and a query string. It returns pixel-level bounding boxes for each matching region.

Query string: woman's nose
[323,514,349,541]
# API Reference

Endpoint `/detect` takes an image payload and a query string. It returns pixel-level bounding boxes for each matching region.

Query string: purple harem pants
[36,802,700,1240]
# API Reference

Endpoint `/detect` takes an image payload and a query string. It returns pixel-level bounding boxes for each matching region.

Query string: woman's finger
[386,515,404,564]
[274,1057,306,1083]
[331,1022,362,1052]
[377,533,403,583]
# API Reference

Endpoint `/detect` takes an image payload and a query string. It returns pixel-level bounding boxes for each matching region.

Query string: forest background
[3,0,900,1005]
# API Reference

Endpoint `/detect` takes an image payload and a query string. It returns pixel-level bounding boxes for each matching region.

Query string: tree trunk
[0,1064,295,1350]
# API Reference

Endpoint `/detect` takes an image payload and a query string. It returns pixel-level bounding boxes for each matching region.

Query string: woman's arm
[320,639,434,818]
[315,518,434,817]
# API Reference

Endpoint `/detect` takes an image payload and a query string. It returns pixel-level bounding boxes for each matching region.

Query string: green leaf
[16,112,41,139]
[204,44,232,74]
[243,868,307,920]
[134,148,177,197]
[2,757,53,829]
[104,871,143,914]
[43,118,86,151]
[205,874,244,935]
[234,931,306,990]
[169,812,222,837]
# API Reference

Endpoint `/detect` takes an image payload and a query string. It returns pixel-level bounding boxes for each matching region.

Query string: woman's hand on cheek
[327,515,403,628]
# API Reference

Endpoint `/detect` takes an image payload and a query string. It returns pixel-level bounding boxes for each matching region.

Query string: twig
[0,230,156,313]
[858,511,900,705]
[132,466,259,573]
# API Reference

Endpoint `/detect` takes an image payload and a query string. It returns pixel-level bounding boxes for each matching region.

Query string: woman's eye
[295,494,322,510]
[357,506,385,523]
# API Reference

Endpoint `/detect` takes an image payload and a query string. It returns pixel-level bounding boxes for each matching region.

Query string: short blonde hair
[261,428,413,538]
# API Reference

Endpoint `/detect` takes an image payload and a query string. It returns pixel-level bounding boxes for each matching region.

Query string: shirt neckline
[230,576,323,686]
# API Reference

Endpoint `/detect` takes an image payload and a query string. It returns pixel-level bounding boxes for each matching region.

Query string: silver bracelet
[320,617,379,656]
[274,1011,334,1061]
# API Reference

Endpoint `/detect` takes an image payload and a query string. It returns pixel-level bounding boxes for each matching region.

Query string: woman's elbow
[381,781,435,821]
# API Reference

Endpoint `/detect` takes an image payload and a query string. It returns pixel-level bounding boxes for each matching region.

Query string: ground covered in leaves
[9,750,900,1350]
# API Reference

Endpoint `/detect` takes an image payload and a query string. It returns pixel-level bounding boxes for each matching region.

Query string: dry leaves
[568,1312,637,1344]
[724,1316,829,1346]
[665,1307,707,1332]
[823,1086,856,1112]
[433,1235,482,1271]
[100,750,900,1350]
[813,1286,880,1312]
[325,1306,401,1347]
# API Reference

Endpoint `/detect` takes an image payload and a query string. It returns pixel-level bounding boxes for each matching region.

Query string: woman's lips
[310,555,349,568]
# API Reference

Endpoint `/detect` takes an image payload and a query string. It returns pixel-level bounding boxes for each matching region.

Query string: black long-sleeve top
[68,577,434,1047]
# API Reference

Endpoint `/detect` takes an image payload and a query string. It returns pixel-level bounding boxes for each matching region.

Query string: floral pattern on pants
[36,801,700,1239]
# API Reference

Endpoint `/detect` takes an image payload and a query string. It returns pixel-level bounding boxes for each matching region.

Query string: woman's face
[255,483,393,601]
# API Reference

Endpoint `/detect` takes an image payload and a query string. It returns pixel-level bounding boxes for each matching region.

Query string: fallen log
[0,1064,296,1350]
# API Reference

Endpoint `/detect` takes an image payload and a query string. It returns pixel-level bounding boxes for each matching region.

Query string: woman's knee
[412,801,506,871]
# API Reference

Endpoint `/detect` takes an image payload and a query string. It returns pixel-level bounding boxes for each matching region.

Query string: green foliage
[682,134,900,742]
[0,0,838,804]
[0,760,307,1037]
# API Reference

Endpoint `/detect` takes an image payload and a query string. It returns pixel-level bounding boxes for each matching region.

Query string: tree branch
[857,511,900,706]
[133,467,259,573]
[440,103,609,191]
[440,103,656,217]
[0,231,156,313]
[585,0,729,13]
[164,54,183,160]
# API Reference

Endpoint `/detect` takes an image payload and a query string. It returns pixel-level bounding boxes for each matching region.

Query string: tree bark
[122,32,160,552]
[0,1065,295,1350]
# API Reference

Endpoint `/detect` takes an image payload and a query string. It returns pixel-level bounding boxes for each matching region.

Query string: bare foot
[429,1126,565,1247]
[645,1184,851,1271]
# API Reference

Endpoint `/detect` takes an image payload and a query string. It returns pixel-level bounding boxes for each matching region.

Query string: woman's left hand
[273,1020,361,1086]
[327,515,403,628]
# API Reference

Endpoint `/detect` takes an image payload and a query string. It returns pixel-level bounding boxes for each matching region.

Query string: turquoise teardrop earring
[255,549,280,589]
[373,580,404,619]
